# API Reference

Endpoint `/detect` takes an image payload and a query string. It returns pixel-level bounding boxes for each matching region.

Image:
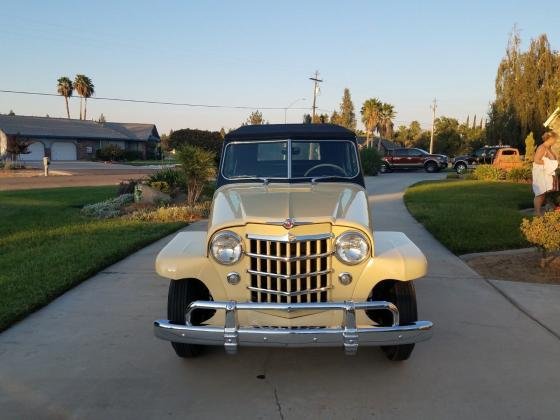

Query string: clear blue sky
[1,0,558,134]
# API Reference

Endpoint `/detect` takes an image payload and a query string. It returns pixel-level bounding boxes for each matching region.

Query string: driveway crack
[273,386,285,420]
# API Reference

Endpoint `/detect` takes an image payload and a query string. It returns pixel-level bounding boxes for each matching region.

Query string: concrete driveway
[1,172,559,419]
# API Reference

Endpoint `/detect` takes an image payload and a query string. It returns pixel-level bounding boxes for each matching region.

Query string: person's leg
[534,194,545,216]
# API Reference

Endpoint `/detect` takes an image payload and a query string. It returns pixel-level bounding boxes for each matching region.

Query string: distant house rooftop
[0,114,159,142]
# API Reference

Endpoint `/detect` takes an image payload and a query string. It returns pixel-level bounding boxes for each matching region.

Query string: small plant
[117,179,143,195]
[149,181,171,194]
[473,164,506,181]
[175,145,216,206]
[506,166,532,183]
[125,202,211,222]
[148,167,186,190]
[96,145,124,161]
[81,194,133,219]
[521,212,560,267]
[360,147,382,176]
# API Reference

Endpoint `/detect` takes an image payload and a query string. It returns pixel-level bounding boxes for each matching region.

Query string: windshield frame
[220,138,361,182]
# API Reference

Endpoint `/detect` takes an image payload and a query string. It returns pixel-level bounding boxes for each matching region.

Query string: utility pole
[309,71,323,123]
[429,98,437,154]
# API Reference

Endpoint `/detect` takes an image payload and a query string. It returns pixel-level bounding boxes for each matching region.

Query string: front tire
[380,162,391,173]
[455,162,467,174]
[168,280,214,358]
[424,161,438,173]
[367,281,418,361]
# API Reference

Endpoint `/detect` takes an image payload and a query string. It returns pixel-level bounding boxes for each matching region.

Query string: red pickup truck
[381,148,449,173]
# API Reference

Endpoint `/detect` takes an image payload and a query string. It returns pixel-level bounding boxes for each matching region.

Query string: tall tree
[330,110,340,125]
[73,74,95,120]
[377,103,396,140]
[57,76,73,118]
[360,98,382,148]
[245,110,265,125]
[302,114,312,124]
[337,88,356,131]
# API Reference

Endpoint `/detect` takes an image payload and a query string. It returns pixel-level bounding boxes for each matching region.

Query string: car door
[406,149,425,169]
[392,149,408,168]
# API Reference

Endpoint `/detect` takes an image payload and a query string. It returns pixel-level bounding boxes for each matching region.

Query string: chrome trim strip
[247,268,332,280]
[154,300,433,355]
[246,233,333,242]
[265,221,314,226]
[247,285,332,297]
[246,250,333,262]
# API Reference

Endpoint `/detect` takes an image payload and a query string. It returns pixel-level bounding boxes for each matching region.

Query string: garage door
[51,142,77,160]
[20,142,45,161]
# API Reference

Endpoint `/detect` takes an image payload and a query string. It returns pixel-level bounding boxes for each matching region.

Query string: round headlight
[335,231,369,265]
[210,231,242,265]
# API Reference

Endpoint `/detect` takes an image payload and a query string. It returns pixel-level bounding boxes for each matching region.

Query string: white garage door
[20,142,45,161]
[51,142,77,160]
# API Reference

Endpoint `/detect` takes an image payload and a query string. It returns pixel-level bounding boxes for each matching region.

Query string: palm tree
[360,98,382,148]
[378,103,397,143]
[57,77,73,118]
[73,75,95,120]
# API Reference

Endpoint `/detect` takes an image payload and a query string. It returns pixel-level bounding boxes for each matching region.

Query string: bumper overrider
[154,300,433,355]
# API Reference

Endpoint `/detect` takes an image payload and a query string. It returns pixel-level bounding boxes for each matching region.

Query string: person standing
[533,131,559,215]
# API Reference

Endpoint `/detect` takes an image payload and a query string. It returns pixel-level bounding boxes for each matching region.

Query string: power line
[0,89,311,111]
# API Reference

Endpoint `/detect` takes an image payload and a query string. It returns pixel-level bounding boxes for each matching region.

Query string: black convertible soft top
[224,123,356,142]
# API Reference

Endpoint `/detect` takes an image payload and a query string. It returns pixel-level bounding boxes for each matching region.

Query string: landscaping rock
[134,184,171,205]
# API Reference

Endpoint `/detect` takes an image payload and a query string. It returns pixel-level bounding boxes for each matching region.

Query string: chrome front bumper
[154,300,433,355]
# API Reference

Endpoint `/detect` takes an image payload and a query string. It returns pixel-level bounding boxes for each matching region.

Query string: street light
[284,98,306,123]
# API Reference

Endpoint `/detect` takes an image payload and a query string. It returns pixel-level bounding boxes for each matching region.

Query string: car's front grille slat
[248,235,331,303]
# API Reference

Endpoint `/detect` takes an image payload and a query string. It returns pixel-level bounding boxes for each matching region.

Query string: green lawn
[404,180,534,254]
[0,187,186,331]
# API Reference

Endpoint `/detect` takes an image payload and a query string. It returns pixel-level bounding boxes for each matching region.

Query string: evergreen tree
[337,88,356,131]
[330,110,340,125]
[466,115,470,128]
[245,110,266,125]
[524,132,536,161]
[472,115,477,130]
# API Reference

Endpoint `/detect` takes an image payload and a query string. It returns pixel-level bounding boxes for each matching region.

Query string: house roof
[225,123,356,142]
[357,136,399,149]
[0,114,159,142]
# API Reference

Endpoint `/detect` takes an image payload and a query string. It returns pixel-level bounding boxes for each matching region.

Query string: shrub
[166,129,223,163]
[506,166,532,183]
[175,145,216,206]
[521,211,560,266]
[117,179,143,195]
[149,181,171,194]
[473,164,506,181]
[96,145,124,161]
[81,194,134,219]
[148,167,185,190]
[360,147,382,176]
[123,150,143,161]
[125,202,211,222]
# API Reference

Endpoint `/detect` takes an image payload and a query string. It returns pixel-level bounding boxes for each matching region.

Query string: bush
[81,194,133,219]
[360,147,383,176]
[149,181,171,194]
[166,129,223,163]
[117,179,142,195]
[123,150,143,161]
[506,166,532,183]
[473,164,506,181]
[125,202,211,222]
[148,167,185,190]
[521,211,560,265]
[175,145,216,205]
[96,145,124,161]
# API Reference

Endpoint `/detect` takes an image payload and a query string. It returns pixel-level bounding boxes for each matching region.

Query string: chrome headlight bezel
[210,231,243,265]
[334,231,370,265]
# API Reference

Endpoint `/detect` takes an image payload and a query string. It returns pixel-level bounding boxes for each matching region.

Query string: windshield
[222,140,360,180]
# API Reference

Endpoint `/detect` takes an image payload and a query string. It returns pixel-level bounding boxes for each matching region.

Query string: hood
[209,182,371,234]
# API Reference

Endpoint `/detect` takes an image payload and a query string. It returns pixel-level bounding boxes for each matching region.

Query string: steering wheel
[304,163,346,177]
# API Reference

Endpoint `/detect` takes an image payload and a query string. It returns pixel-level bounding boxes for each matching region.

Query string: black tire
[168,280,214,358]
[367,281,418,361]
[455,162,467,174]
[424,161,438,173]
[379,162,391,173]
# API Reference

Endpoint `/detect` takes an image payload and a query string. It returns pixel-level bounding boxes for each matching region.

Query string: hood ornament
[282,218,295,230]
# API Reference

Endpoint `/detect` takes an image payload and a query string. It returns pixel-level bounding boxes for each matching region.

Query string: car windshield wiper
[310,175,348,184]
[231,175,270,185]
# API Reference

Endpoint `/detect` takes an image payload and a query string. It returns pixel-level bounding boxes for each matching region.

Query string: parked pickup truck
[452,145,512,174]
[381,148,448,173]
[153,124,433,361]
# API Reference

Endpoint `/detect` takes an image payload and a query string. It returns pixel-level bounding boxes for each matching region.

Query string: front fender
[351,231,427,300]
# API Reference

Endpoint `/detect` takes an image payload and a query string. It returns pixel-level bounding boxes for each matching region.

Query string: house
[0,114,160,161]
[356,136,400,154]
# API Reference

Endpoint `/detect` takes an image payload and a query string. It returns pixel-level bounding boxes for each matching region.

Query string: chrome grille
[247,234,332,303]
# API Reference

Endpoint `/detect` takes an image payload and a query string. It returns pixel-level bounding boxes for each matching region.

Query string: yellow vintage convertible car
[154,124,432,361]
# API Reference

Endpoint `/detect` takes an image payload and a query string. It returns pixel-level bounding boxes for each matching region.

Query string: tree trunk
[64,96,71,119]
[84,98,88,120]
[79,97,83,120]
